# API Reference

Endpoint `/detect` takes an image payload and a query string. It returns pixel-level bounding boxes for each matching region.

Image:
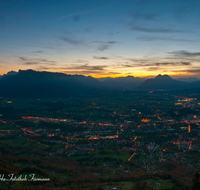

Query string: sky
[0,0,200,78]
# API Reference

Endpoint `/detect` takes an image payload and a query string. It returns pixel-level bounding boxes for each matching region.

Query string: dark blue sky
[1,0,200,78]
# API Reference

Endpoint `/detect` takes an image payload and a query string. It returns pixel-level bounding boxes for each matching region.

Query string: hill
[73,75,104,88]
[137,74,188,90]
[0,70,106,98]
[101,76,146,90]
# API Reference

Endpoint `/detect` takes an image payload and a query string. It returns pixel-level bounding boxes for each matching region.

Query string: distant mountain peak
[0,70,18,78]
[155,74,172,80]
[137,74,187,90]
[6,70,18,75]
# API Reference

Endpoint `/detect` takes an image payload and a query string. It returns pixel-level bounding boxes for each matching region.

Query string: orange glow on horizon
[92,72,198,78]
[63,70,199,78]
[0,68,198,79]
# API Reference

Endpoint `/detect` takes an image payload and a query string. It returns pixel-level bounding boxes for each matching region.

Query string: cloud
[93,56,109,60]
[107,72,121,74]
[36,59,55,63]
[174,3,196,19]
[55,4,118,21]
[92,41,118,51]
[65,70,105,75]
[108,32,120,35]
[62,70,122,76]
[119,61,192,68]
[98,45,110,51]
[131,26,182,33]
[184,70,200,73]
[169,50,200,57]
[31,50,44,54]
[19,57,27,61]
[84,26,95,33]
[76,60,89,63]
[18,57,56,65]
[34,66,52,70]
[93,41,118,44]
[34,65,108,75]
[122,14,183,33]
[59,36,85,45]
[145,67,162,71]
[136,62,192,72]
[137,36,195,42]
[113,55,194,70]
[55,8,103,21]
[184,69,200,73]
[180,62,192,66]
[69,64,107,70]
[24,62,40,65]
[154,62,191,66]
[130,13,156,21]
[171,68,200,74]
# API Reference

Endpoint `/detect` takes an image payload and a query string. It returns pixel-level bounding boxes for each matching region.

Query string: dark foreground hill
[0,70,108,98]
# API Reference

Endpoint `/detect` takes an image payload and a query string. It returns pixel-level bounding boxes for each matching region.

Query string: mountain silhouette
[187,79,200,89]
[137,74,188,90]
[1,71,200,97]
[73,75,104,88]
[176,77,199,83]
[101,76,146,90]
[0,70,106,98]
[0,70,17,79]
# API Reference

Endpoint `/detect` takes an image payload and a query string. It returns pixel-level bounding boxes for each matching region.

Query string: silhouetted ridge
[101,76,146,90]
[154,74,172,80]
[73,75,104,88]
[0,70,17,79]
[0,70,106,98]
[137,74,187,90]
[176,77,199,83]
[188,79,200,89]
[1,71,200,96]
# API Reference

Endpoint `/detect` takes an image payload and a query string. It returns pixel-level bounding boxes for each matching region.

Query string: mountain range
[0,70,105,98]
[100,76,147,90]
[0,70,200,98]
[137,74,188,90]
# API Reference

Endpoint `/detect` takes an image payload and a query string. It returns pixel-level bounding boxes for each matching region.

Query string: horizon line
[0,69,199,79]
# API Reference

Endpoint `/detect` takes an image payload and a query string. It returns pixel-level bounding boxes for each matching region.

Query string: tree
[191,172,200,190]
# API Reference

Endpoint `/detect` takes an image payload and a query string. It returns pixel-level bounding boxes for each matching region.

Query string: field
[0,92,176,122]
[93,151,133,161]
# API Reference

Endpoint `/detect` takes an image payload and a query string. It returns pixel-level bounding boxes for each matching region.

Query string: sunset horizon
[1,68,200,79]
[1,0,200,79]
